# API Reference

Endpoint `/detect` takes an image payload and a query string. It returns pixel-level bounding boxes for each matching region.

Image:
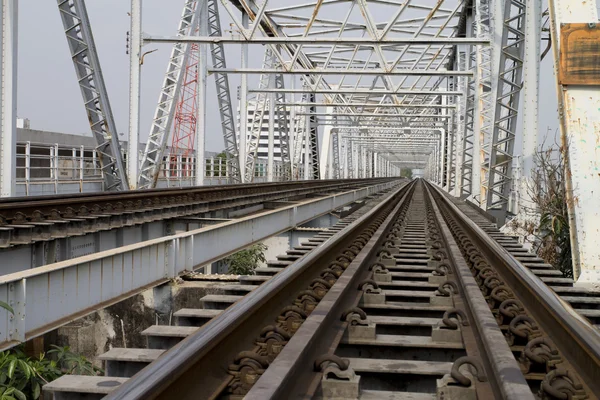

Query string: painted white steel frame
[547,0,600,284]
[0,0,17,198]
[57,0,129,191]
[136,0,480,184]
[138,0,201,189]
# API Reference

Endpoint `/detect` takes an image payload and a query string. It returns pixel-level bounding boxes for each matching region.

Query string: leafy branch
[224,243,268,275]
[0,345,102,400]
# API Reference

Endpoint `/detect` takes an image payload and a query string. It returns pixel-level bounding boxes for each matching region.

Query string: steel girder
[208,0,241,183]
[245,49,271,182]
[57,0,128,191]
[309,96,320,180]
[138,0,200,189]
[460,13,475,198]
[332,127,340,179]
[485,0,526,222]
[273,71,292,180]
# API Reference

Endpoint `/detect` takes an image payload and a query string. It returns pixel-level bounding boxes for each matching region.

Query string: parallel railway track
[43,179,600,400]
[0,178,390,247]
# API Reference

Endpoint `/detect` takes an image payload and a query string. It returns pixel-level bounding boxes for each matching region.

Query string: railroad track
[43,179,600,400]
[0,178,390,247]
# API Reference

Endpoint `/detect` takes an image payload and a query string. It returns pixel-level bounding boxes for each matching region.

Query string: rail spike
[226,351,270,395]
[370,263,389,274]
[450,356,488,386]
[441,308,469,330]
[358,279,380,293]
[433,263,452,276]
[437,281,459,297]
[314,354,355,381]
[277,305,307,334]
[519,337,562,374]
[341,307,369,326]
[497,298,525,325]
[256,325,291,361]
[539,369,588,400]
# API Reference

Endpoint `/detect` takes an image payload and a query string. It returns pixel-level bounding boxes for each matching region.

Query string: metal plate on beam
[559,23,600,85]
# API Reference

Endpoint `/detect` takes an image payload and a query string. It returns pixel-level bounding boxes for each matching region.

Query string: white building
[238,100,305,162]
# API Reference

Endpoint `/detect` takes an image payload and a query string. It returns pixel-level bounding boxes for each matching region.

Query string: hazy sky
[17,0,561,154]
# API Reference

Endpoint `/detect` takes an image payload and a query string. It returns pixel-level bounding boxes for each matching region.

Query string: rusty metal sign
[560,23,600,85]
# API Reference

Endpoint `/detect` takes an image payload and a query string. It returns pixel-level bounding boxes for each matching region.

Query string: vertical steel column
[289,77,296,178]
[486,0,527,222]
[194,0,207,186]
[319,106,334,179]
[25,142,30,195]
[454,51,467,197]
[0,0,16,197]
[373,152,378,178]
[331,128,340,179]
[446,79,456,191]
[308,94,320,180]
[304,101,310,180]
[446,115,454,190]
[361,146,367,178]
[127,0,142,189]
[518,0,541,214]
[273,71,291,180]
[474,0,498,204]
[548,0,600,283]
[460,13,475,197]
[341,135,348,179]
[267,75,275,182]
[238,13,249,182]
[439,128,446,186]
[346,133,356,178]
[207,0,240,183]
[471,0,486,201]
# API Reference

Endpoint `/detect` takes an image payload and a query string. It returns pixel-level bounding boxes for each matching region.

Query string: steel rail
[423,183,532,399]
[245,181,531,399]
[0,178,390,221]
[427,181,600,395]
[104,181,412,400]
[244,182,416,399]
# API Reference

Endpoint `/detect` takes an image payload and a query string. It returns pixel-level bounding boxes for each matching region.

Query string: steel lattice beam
[138,0,200,189]
[208,0,241,183]
[485,0,526,223]
[57,0,128,191]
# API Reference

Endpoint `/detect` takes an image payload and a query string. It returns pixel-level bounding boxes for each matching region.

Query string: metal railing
[16,141,103,196]
[15,142,302,195]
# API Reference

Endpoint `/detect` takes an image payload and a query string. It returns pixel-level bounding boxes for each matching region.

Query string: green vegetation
[508,140,572,278]
[224,243,268,275]
[0,345,102,400]
[400,167,413,179]
[529,146,572,277]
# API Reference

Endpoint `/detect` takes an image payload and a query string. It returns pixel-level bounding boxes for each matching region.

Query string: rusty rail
[104,181,413,399]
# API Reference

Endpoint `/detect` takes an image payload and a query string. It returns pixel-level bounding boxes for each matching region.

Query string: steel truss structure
[138,0,200,189]
[484,0,526,221]
[57,0,128,191]
[1,0,596,279]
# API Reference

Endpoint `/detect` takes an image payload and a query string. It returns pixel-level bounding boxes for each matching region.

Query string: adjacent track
[0,178,391,247]
[44,179,600,400]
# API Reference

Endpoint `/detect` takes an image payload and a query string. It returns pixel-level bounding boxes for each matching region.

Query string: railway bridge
[0,0,598,399]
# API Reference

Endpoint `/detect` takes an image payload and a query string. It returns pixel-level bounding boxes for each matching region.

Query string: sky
[17,0,561,154]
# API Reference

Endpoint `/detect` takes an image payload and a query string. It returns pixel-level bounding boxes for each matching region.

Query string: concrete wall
[52,280,238,367]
